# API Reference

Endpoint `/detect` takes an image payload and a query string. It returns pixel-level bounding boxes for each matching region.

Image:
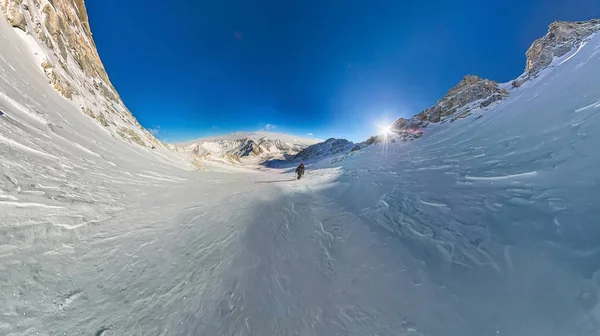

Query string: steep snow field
[2,13,600,336]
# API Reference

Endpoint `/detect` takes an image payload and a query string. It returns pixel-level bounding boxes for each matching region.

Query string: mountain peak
[525,19,600,75]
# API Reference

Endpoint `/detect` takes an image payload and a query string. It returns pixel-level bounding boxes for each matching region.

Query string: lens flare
[377,123,397,137]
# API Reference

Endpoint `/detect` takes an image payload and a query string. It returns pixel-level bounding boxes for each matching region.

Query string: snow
[179,131,320,167]
[180,131,320,147]
[560,40,588,65]
[1,10,600,336]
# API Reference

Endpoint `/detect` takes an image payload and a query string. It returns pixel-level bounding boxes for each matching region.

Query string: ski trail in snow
[0,91,48,125]
[135,173,187,183]
[0,134,58,159]
[0,201,63,208]
[73,142,101,157]
[465,171,538,181]
[0,195,18,201]
[575,101,600,112]
[417,197,449,208]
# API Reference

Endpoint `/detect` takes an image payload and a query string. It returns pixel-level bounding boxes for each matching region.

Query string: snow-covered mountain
[293,138,354,161]
[355,19,600,145]
[2,0,600,333]
[0,0,162,148]
[176,131,320,165]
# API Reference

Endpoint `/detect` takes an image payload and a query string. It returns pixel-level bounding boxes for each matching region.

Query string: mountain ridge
[175,131,320,166]
[379,19,600,144]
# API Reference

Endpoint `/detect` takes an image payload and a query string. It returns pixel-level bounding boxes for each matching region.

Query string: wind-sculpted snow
[307,30,600,336]
[2,8,600,336]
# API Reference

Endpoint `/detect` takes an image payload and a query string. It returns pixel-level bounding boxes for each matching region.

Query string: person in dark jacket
[295,163,305,180]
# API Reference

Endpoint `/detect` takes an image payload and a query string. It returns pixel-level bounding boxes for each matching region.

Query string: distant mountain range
[173,132,320,166]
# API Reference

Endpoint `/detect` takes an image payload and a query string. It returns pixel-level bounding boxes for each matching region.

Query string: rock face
[411,75,509,126]
[1,0,26,30]
[0,0,161,148]
[385,75,508,142]
[526,20,600,75]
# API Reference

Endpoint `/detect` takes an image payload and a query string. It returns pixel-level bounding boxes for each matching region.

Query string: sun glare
[378,123,394,137]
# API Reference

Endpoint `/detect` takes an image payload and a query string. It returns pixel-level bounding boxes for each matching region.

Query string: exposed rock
[49,72,74,98]
[1,0,26,31]
[96,113,109,127]
[42,4,59,37]
[480,90,508,108]
[120,128,146,147]
[352,135,385,151]
[413,75,507,125]
[526,20,600,75]
[41,59,53,70]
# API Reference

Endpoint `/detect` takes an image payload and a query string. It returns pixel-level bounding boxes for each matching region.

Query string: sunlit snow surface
[1,15,600,336]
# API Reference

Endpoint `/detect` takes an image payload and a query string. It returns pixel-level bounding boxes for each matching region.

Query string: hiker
[295,163,305,180]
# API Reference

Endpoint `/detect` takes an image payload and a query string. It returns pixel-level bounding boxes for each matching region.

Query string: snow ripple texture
[1,15,600,336]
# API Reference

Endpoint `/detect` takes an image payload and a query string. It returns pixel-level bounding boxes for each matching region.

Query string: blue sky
[86,0,599,142]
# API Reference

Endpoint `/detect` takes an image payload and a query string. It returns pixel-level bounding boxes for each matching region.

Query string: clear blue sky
[86,0,599,142]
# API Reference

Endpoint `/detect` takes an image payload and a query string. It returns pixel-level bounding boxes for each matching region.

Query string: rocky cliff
[525,19,600,75]
[0,0,161,148]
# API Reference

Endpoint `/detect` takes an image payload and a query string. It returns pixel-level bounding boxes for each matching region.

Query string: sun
[378,123,394,137]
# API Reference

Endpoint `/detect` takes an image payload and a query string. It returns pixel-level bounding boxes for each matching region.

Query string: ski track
[0,134,58,159]
[0,201,63,209]
[464,171,538,181]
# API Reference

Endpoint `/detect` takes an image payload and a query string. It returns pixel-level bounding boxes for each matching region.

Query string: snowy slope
[178,131,320,166]
[356,20,600,147]
[297,28,600,336]
[2,2,600,335]
[0,0,163,148]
